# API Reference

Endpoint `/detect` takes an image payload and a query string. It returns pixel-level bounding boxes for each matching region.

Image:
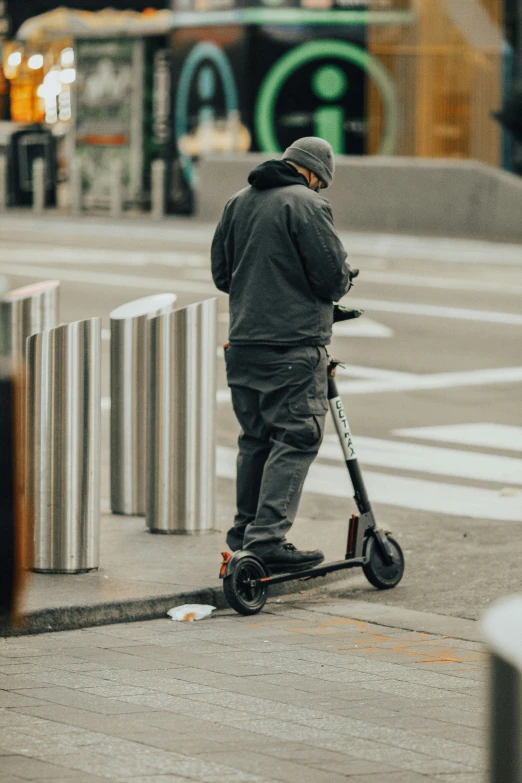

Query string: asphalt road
[1,211,522,621]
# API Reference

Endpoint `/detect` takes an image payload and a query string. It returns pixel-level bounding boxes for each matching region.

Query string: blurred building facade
[368,0,504,165]
[0,0,518,212]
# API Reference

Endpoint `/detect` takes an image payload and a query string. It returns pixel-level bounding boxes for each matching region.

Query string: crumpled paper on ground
[167,604,216,622]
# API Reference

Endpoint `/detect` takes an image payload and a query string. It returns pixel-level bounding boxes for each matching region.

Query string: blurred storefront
[0,0,511,213]
[167,0,505,211]
[368,0,503,164]
[0,0,10,118]
[3,8,172,208]
[5,1,167,39]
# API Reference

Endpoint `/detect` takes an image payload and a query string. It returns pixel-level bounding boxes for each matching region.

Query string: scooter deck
[260,556,366,586]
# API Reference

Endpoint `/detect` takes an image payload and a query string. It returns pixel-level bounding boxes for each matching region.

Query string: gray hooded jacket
[211,160,353,346]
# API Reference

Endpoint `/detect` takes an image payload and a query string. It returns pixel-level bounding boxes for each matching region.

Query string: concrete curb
[0,587,225,637]
[0,569,352,637]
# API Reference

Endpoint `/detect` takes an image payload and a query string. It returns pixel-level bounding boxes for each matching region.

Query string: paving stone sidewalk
[0,597,487,783]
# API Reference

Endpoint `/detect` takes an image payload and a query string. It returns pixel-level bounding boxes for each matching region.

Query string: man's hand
[333,305,364,323]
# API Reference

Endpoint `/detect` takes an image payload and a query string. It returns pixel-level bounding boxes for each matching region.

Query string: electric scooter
[219,307,405,616]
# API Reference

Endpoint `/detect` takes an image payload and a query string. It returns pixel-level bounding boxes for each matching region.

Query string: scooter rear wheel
[363,535,404,590]
[223,556,268,616]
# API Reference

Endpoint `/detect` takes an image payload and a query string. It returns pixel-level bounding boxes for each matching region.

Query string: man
[211,136,356,573]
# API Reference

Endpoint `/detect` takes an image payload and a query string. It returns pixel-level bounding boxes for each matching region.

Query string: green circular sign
[255,40,397,155]
[312,65,347,101]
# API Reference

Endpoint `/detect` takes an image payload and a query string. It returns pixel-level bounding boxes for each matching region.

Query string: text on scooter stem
[332,397,357,461]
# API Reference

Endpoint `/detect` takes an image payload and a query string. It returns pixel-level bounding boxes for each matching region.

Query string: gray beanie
[282,137,335,188]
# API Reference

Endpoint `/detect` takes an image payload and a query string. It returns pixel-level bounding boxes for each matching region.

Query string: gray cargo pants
[224,343,328,556]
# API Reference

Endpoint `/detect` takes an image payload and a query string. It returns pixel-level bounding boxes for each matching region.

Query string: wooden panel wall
[368,0,502,165]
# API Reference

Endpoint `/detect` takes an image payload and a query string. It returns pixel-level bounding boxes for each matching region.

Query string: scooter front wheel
[363,535,404,590]
[223,556,268,615]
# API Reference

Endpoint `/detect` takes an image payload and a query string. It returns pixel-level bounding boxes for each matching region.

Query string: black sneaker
[263,543,325,574]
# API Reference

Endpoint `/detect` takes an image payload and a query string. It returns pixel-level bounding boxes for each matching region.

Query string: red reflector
[219,551,232,578]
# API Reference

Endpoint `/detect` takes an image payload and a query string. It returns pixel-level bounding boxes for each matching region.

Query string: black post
[489,654,522,782]
[0,365,15,629]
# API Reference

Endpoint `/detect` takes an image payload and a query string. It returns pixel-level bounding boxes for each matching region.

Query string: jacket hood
[248,160,309,190]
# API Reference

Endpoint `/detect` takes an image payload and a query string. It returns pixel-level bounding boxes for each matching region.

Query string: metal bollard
[110,158,123,218]
[69,158,82,216]
[0,155,7,212]
[110,294,177,515]
[483,595,522,783]
[32,158,45,214]
[27,318,101,573]
[147,298,217,534]
[0,280,60,361]
[0,281,60,533]
[151,159,166,220]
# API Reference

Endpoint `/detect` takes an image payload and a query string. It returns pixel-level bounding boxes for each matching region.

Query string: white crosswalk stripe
[335,366,522,395]
[214,366,522,398]
[4,215,522,265]
[319,434,522,486]
[216,444,522,522]
[394,423,522,453]
[0,263,217,296]
[216,349,522,519]
[341,296,522,326]
[339,231,522,266]
[217,419,522,521]
[333,318,394,338]
[0,243,208,268]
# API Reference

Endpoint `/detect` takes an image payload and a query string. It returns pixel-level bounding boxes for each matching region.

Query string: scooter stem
[327,360,372,516]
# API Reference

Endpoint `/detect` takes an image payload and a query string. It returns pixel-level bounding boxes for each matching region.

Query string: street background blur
[1,3,522,783]
[1,0,521,214]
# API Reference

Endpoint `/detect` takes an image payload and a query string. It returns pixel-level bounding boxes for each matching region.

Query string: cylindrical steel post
[151,159,166,220]
[27,318,101,573]
[0,280,60,362]
[110,294,177,515]
[69,158,82,216]
[110,158,123,218]
[147,298,217,534]
[0,281,60,551]
[0,155,7,212]
[32,158,45,214]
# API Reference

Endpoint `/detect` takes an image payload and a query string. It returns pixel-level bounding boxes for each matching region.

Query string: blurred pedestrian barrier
[110,294,177,516]
[147,299,217,534]
[483,595,522,783]
[151,159,166,220]
[110,158,124,219]
[0,155,6,212]
[69,158,82,216]
[27,318,101,573]
[0,280,59,361]
[0,280,60,580]
[32,159,45,215]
